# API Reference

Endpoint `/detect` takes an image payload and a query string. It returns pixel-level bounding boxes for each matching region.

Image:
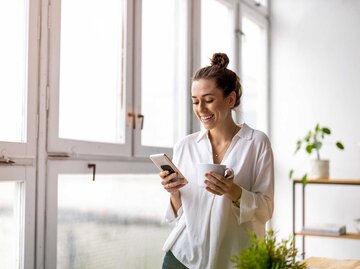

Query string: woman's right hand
[160,171,187,194]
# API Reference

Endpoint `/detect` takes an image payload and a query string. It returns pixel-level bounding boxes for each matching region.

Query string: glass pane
[241,16,267,132]
[59,0,125,144]
[0,1,28,143]
[0,181,24,269]
[201,0,235,69]
[57,174,171,268]
[141,0,187,148]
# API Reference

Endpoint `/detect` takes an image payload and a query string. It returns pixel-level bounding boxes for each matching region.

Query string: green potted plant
[230,230,306,269]
[289,123,344,181]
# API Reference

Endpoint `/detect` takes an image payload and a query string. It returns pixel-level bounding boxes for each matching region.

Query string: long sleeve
[165,202,183,224]
[232,145,274,225]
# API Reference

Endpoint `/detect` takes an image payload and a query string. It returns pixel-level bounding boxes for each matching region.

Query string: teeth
[200,115,213,121]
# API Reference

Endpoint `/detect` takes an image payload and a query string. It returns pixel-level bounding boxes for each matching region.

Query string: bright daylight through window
[0,1,28,143]
[141,0,187,148]
[58,0,125,144]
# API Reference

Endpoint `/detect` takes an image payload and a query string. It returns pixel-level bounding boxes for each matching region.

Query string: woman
[160,53,274,269]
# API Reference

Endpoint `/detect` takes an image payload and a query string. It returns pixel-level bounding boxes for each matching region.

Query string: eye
[205,99,214,104]
[192,99,199,105]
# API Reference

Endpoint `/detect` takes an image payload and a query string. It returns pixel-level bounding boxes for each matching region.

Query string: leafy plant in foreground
[231,230,306,269]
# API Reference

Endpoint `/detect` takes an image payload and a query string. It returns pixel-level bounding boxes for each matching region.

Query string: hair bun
[210,53,229,69]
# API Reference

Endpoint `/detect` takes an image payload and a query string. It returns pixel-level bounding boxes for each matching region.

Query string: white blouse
[162,123,274,269]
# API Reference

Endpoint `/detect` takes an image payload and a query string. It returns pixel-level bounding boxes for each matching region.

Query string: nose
[198,101,207,112]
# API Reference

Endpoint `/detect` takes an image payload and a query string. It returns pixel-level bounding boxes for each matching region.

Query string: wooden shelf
[293,179,360,259]
[293,179,360,185]
[305,257,360,268]
[295,232,360,240]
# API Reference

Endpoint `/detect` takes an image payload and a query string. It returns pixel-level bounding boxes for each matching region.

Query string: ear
[227,91,237,108]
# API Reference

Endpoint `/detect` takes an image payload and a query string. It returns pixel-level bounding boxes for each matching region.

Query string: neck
[208,120,239,144]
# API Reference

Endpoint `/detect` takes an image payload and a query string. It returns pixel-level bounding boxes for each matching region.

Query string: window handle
[127,112,136,129]
[137,114,144,130]
[88,163,96,181]
[0,151,15,165]
[0,156,15,165]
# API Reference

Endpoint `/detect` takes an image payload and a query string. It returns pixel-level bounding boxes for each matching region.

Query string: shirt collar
[195,123,253,143]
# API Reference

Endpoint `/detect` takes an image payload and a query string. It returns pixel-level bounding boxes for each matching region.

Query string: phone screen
[161,165,175,174]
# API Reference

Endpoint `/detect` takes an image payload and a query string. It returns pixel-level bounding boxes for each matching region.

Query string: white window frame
[0,0,39,160]
[0,1,39,267]
[44,159,155,268]
[132,0,192,158]
[0,166,36,269]
[46,0,133,157]
[47,0,193,159]
[238,1,269,134]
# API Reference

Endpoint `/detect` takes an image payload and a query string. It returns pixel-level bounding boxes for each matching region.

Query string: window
[58,0,125,145]
[0,181,21,269]
[1,1,269,268]
[199,0,269,133]
[239,3,269,133]
[48,0,130,156]
[0,168,36,269]
[0,1,28,143]
[0,0,38,156]
[46,161,170,268]
[48,0,189,157]
[45,1,192,268]
[201,0,236,70]
[135,0,189,156]
[0,1,38,268]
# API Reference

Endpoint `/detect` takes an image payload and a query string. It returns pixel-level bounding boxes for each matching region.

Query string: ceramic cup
[197,163,226,187]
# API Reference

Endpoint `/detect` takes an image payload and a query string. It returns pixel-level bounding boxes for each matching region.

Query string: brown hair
[192,52,242,108]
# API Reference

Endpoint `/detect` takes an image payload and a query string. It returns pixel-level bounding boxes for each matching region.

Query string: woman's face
[191,79,235,130]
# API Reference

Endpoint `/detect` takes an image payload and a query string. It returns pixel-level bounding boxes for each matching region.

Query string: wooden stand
[305,257,360,268]
[292,179,360,259]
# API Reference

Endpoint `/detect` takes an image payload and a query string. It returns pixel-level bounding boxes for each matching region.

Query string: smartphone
[149,153,188,183]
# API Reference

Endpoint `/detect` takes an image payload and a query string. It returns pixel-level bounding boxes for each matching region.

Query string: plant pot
[308,159,329,179]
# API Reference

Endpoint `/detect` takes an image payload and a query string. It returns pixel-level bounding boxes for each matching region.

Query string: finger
[206,173,227,188]
[209,171,223,180]
[205,186,223,196]
[164,178,187,188]
[165,185,186,193]
[162,173,179,184]
[224,168,234,179]
[205,180,226,194]
[209,172,233,188]
[159,170,169,178]
[164,182,186,192]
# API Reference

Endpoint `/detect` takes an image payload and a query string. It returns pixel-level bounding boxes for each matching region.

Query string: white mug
[197,163,226,187]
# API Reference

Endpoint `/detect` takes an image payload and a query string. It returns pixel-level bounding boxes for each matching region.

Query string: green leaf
[305,144,313,154]
[315,123,320,133]
[336,141,345,150]
[314,141,322,150]
[304,131,311,142]
[322,127,331,134]
[231,230,307,269]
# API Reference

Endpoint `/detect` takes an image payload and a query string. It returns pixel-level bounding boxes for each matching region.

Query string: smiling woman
[158,53,274,269]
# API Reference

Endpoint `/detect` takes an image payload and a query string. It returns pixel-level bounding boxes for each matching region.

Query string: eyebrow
[191,94,214,98]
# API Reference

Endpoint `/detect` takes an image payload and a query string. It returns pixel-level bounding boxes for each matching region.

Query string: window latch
[128,112,136,129]
[0,156,15,165]
[137,114,144,130]
[88,163,96,181]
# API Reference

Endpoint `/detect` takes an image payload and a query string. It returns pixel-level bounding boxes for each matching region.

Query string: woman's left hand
[204,169,242,202]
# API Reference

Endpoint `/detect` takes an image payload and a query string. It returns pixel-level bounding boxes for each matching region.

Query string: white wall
[271,0,360,259]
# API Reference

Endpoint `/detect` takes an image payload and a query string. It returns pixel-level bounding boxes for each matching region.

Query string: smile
[200,114,214,122]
